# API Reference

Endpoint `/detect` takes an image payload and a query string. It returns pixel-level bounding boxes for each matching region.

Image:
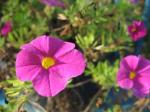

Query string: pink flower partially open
[0,21,12,37]
[128,21,147,41]
[117,55,150,97]
[40,0,65,8]
[16,35,86,97]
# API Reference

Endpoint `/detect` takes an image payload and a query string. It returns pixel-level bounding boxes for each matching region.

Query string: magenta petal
[32,70,67,97]
[139,68,150,82]
[0,21,12,37]
[117,78,133,89]
[128,25,134,34]
[16,50,41,67]
[49,69,68,96]
[131,33,139,41]
[30,35,50,55]
[138,28,147,37]
[132,88,149,98]
[40,0,65,7]
[16,50,42,81]
[21,44,44,59]
[54,41,75,58]
[117,57,133,89]
[137,56,150,73]
[120,59,131,72]
[16,65,42,81]
[52,49,86,79]
[138,67,150,87]
[117,66,133,89]
[30,35,75,56]
[124,55,139,71]
[130,0,138,4]
[32,70,52,97]
[128,21,147,41]
[132,77,150,97]
[117,65,129,81]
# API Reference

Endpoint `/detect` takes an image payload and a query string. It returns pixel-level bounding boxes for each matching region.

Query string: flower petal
[16,65,42,81]
[117,57,131,83]
[32,70,67,97]
[128,21,147,41]
[51,49,86,79]
[16,50,42,81]
[21,43,44,58]
[49,69,68,96]
[54,41,75,58]
[40,0,65,7]
[124,55,139,71]
[117,57,134,89]
[132,77,150,97]
[30,35,75,57]
[0,21,12,37]
[118,78,133,89]
[117,67,133,89]
[137,67,150,87]
[32,70,52,97]
[137,56,150,73]
[137,28,147,38]
[16,50,41,67]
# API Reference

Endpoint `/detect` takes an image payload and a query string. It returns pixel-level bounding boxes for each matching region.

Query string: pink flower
[128,21,148,41]
[16,35,86,97]
[40,0,65,8]
[0,21,12,37]
[117,55,150,97]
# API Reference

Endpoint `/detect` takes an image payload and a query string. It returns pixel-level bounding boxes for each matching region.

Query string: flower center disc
[129,71,136,80]
[131,28,137,32]
[42,57,55,69]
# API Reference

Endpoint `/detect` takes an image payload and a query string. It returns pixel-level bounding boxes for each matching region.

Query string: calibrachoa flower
[40,0,64,8]
[128,21,147,41]
[0,21,12,37]
[117,55,150,97]
[16,35,86,97]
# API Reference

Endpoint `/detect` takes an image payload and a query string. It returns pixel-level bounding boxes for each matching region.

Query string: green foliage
[86,60,119,89]
[0,79,32,112]
[107,104,122,112]
[1,0,49,49]
[0,38,5,48]
[75,32,97,51]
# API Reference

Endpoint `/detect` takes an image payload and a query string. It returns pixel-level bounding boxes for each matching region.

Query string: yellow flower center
[129,71,136,80]
[41,57,55,69]
[131,28,137,32]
